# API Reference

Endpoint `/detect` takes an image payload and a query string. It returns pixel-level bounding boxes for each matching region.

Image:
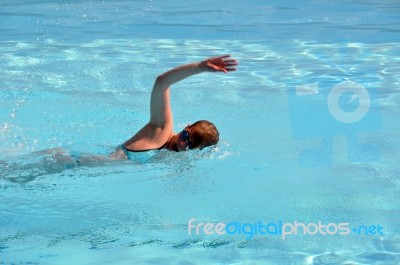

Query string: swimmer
[1,55,238,178]
[112,55,238,159]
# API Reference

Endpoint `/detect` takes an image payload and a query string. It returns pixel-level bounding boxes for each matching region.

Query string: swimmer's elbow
[154,75,168,91]
[155,74,164,84]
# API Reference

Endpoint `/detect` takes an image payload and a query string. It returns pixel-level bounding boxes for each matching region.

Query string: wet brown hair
[188,120,219,149]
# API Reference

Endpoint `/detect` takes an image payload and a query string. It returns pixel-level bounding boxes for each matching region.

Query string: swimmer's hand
[201,55,238,73]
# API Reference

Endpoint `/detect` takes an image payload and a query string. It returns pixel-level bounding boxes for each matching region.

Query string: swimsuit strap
[124,134,173,152]
[158,134,173,150]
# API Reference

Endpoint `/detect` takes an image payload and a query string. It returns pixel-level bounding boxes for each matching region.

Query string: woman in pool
[0,55,237,177]
[1,55,238,175]
[113,54,238,158]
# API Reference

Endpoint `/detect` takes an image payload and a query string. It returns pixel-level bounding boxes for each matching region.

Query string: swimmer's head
[175,120,219,151]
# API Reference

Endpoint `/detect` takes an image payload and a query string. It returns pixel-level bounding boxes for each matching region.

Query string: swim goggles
[181,129,194,150]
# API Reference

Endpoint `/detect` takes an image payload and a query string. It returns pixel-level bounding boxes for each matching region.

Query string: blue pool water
[1,1,400,264]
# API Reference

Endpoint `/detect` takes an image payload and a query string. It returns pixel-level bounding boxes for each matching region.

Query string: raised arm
[150,55,237,127]
[123,55,237,152]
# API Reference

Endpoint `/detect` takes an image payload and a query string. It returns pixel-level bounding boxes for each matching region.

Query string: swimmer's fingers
[223,59,238,72]
[222,57,238,72]
[202,54,238,73]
